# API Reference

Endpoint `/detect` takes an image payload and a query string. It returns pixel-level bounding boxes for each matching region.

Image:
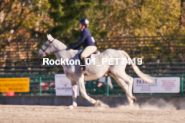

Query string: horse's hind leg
[121,73,136,102]
[109,72,135,106]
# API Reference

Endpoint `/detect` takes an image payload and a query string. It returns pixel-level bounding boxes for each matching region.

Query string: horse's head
[37,34,67,57]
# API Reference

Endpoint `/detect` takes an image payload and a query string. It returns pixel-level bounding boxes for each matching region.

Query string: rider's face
[79,23,82,29]
[79,23,85,30]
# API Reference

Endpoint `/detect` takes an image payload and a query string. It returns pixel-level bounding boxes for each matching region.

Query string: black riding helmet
[79,18,89,27]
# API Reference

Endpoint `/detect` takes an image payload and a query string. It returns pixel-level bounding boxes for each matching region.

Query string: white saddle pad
[90,51,100,59]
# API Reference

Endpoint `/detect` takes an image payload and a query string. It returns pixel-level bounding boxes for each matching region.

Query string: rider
[69,18,97,72]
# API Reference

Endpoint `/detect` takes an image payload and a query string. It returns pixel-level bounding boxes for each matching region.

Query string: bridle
[41,38,67,55]
[40,38,55,56]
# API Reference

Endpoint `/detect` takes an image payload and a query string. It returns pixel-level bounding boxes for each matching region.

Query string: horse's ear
[46,34,49,40]
[47,34,54,41]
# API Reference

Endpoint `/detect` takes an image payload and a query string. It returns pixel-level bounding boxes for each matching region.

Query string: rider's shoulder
[83,28,91,36]
[83,28,90,33]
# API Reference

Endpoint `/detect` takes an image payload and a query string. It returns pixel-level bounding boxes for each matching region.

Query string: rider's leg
[80,46,97,60]
[80,46,97,71]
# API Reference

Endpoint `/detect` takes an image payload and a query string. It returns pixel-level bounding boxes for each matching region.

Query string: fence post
[106,76,109,96]
[39,76,42,96]
[181,76,184,96]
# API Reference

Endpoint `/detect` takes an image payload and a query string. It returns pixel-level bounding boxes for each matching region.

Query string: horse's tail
[122,51,154,83]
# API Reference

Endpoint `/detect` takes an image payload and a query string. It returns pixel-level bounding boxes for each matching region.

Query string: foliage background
[1,0,185,63]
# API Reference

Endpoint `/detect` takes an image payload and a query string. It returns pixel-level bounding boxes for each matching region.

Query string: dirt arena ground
[0,103,185,123]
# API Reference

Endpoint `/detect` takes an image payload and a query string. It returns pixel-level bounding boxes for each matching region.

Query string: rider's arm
[70,30,87,49]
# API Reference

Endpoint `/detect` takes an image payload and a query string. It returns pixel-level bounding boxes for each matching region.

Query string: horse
[37,34,154,108]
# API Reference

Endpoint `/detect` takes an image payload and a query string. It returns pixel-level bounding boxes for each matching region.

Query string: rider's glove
[66,47,71,50]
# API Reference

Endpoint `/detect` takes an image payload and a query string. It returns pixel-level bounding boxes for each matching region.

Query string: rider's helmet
[79,18,89,27]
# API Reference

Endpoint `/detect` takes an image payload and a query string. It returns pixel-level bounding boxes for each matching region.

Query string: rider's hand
[66,47,71,50]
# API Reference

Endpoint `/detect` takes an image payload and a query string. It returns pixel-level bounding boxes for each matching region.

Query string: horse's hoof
[132,96,137,102]
[127,104,135,109]
[95,100,110,108]
[69,105,74,109]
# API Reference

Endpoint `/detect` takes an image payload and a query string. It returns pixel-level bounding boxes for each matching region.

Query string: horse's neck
[53,39,78,60]
[55,50,78,60]
[55,51,70,60]
[53,39,67,50]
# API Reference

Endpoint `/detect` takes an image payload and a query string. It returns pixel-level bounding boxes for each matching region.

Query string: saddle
[77,50,109,76]
[78,50,100,65]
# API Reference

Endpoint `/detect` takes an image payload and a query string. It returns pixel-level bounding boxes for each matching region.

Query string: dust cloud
[116,98,185,110]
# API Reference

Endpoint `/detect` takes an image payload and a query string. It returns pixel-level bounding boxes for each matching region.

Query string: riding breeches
[81,46,97,60]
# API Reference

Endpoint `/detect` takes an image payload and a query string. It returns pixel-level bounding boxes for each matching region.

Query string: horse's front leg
[77,74,109,108]
[69,83,78,109]
[77,74,97,105]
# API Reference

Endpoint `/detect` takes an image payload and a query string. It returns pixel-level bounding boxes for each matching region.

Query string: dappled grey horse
[38,34,154,108]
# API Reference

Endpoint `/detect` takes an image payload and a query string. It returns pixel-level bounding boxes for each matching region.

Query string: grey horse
[38,34,153,108]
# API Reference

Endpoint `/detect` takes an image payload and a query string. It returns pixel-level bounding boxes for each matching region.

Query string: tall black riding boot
[80,58,88,75]
[80,58,86,71]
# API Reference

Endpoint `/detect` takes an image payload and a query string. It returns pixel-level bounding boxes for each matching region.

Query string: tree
[0,0,52,65]
[48,0,109,40]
